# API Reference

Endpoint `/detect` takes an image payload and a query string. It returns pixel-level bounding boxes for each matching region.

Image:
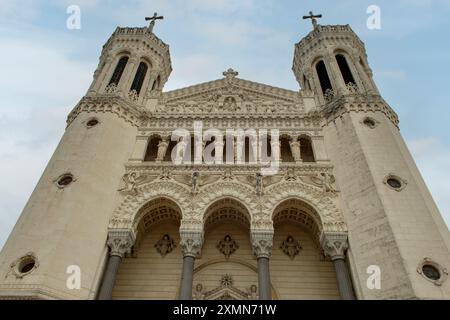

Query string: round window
[387,178,402,189]
[422,265,441,281]
[17,256,36,275]
[86,118,99,128]
[20,261,35,274]
[57,174,74,187]
[363,117,376,128]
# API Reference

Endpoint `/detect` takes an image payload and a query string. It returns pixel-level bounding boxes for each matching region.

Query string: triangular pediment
[157,76,304,115]
[163,77,298,104]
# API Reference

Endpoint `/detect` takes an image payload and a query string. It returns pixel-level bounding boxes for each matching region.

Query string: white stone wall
[0,112,137,299]
[323,110,450,299]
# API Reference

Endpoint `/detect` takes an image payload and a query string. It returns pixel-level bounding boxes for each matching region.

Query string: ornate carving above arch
[263,181,347,233]
[109,180,191,232]
[204,198,251,231]
[194,181,259,225]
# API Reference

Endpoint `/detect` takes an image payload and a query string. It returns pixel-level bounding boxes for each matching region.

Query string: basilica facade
[0,20,449,300]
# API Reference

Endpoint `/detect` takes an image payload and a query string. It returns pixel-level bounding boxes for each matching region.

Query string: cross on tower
[302,11,322,29]
[145,12,164,33]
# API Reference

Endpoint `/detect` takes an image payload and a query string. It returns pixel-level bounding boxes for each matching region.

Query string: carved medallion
[217,235,239,259]
[280,236,302,260]
[154,234,176,257]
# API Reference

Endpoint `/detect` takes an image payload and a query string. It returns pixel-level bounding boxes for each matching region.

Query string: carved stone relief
[154,234,176,257]
[280,236,303,260]
[217,235,239,259]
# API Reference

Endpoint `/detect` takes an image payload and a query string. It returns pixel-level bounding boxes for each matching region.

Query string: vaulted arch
[263,181,346,233]
[109,180,192,232]
[195,181,259,224]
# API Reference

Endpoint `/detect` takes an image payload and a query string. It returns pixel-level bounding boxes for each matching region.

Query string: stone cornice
[66,95,146,128]
[321,94,399,127]
[123,162,334,175]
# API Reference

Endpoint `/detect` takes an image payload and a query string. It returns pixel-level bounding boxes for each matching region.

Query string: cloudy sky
[0,0,449,249]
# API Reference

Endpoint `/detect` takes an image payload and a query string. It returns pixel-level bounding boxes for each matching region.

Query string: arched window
[315,60,333,94]
[244,136,257,163]
[280,136,294,162]
[130,62,148,94]
[108,56,129,86]
[336,54,356,85]
[144,136,160,161]
[299,136,315,162]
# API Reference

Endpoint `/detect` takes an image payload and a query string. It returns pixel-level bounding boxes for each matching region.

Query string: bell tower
[0,22,172,299]
[293,21,450,299]
[87,21,172,104]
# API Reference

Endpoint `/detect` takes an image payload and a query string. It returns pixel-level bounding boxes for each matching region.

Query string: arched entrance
[192,198,261,300]
[271,198,340,299]
[111,197,183,300]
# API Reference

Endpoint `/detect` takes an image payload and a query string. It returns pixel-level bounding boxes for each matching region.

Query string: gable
[154,77,305,115]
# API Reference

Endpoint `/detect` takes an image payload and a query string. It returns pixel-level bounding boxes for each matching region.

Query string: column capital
[180,229,203,258]
[106,229,135,258]
[251,230,274,259]
[320,232,349,261]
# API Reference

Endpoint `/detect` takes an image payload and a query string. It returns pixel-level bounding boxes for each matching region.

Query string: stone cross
[223,68,239,80]
[302,11,322,29]
[145,12,164,33]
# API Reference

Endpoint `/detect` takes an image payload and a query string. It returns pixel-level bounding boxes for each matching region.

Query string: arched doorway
[271,199,340,299]
[192,198,260,300]
[112,198,183,300]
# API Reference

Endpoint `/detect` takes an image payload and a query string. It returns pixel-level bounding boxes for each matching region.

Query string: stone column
[352,54,377,94]
[321,232,355,300]
[89,55,114,94]
[179,230,203,300]
[118,55,139,94]
[235,136,244,165]
[97,230,135,300]
[251,230,274,300]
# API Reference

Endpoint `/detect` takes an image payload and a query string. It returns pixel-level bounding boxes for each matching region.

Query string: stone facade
[0,23,449,300]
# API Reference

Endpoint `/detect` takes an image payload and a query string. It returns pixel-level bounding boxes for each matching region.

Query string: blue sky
[0,0,449,249]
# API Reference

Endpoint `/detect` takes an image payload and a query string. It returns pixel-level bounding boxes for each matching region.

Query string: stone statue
[118,171,139,194]
[192,171,200,193]
[280,235,302,260]
[193,283,206,300]
[247,285,258,300]
[217,235,239,259]
[318,172,337,193]
[289,139,301,161]
[174,136,188,164]
[154,234,176,257]
[223,97,237,112]
[156,138,169,161]
[255,173,263,195]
